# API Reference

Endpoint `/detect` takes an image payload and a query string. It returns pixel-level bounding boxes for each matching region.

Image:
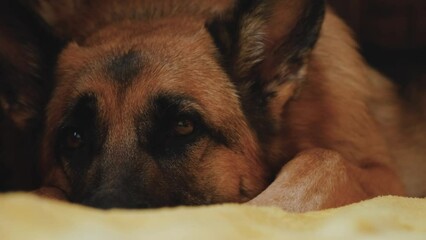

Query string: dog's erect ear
[207,0,325,88]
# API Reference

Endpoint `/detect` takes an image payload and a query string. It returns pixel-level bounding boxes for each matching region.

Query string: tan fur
[41,17,268,207]
[367,69,426,197]
[249,10,426,210]
[34,0,425,210]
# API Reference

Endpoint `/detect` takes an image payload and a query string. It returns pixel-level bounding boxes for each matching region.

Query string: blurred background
[328,0,426,87]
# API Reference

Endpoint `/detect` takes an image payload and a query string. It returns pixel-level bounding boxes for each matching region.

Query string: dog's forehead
[88,22,225,88]
[97,46,238,123]
[105,50,142,86]
[54,29,243,128]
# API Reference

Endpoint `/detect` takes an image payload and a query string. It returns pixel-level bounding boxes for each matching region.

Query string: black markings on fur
[241,75,277,145]
[239,177,251,200]
[56,95,107,184]
[206,0,325,151]
[139,94,229,162]
[142,95,203,161]
[206,0,325,77]
[206,0,259,60]
[106,50,142,85]
[275,1,326,64]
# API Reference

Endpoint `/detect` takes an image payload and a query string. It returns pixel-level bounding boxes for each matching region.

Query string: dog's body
[28,0,425,211]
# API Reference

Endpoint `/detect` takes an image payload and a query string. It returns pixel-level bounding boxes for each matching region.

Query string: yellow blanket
[0,194,425,240]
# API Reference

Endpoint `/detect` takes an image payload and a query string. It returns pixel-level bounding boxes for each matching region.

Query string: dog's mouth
[76,189,210,210]
[78,190,155,209]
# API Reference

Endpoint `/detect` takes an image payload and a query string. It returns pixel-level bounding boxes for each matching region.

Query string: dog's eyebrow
[106,50,142,85]
[151,94,204,118]
[152,94,230,145]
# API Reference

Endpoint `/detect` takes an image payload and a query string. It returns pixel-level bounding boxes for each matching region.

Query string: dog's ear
[207,0,325,92]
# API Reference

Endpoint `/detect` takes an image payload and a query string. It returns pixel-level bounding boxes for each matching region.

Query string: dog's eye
[173,118,194,136]
[64,128,84,150]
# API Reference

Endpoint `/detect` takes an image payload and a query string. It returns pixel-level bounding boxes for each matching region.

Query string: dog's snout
[81,189,146,209]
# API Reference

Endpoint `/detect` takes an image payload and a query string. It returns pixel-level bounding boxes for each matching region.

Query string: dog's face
[41,0,325,209]
[44,20,269,208]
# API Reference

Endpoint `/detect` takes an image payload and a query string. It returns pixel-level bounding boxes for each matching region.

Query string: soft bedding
[0,194,425,240]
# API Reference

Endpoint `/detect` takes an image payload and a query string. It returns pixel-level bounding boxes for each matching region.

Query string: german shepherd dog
[28,0,425,211]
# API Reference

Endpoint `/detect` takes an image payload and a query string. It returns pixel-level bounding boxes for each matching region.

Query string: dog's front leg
[247,148,404,212]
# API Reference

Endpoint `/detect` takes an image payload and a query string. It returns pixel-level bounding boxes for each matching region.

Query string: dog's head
[41,0,325,209]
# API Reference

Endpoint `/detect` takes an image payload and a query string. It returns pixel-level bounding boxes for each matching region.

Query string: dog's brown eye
[66,130,83,149]
[173,119,194,136]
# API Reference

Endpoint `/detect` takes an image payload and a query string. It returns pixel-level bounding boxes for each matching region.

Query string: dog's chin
[74,188,246,210]
[79,195,153,210]
[78,197,206,210]
[72,190,211,210]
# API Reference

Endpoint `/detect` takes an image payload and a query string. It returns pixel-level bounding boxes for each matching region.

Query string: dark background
[328,0,426,87]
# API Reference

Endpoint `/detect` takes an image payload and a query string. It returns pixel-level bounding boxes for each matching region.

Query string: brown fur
[32,0,425,211]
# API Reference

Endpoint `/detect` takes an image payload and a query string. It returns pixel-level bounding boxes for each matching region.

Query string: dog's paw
[246,148,368,212]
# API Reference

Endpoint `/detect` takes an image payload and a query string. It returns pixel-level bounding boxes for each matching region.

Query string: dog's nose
[81,190,147,209]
